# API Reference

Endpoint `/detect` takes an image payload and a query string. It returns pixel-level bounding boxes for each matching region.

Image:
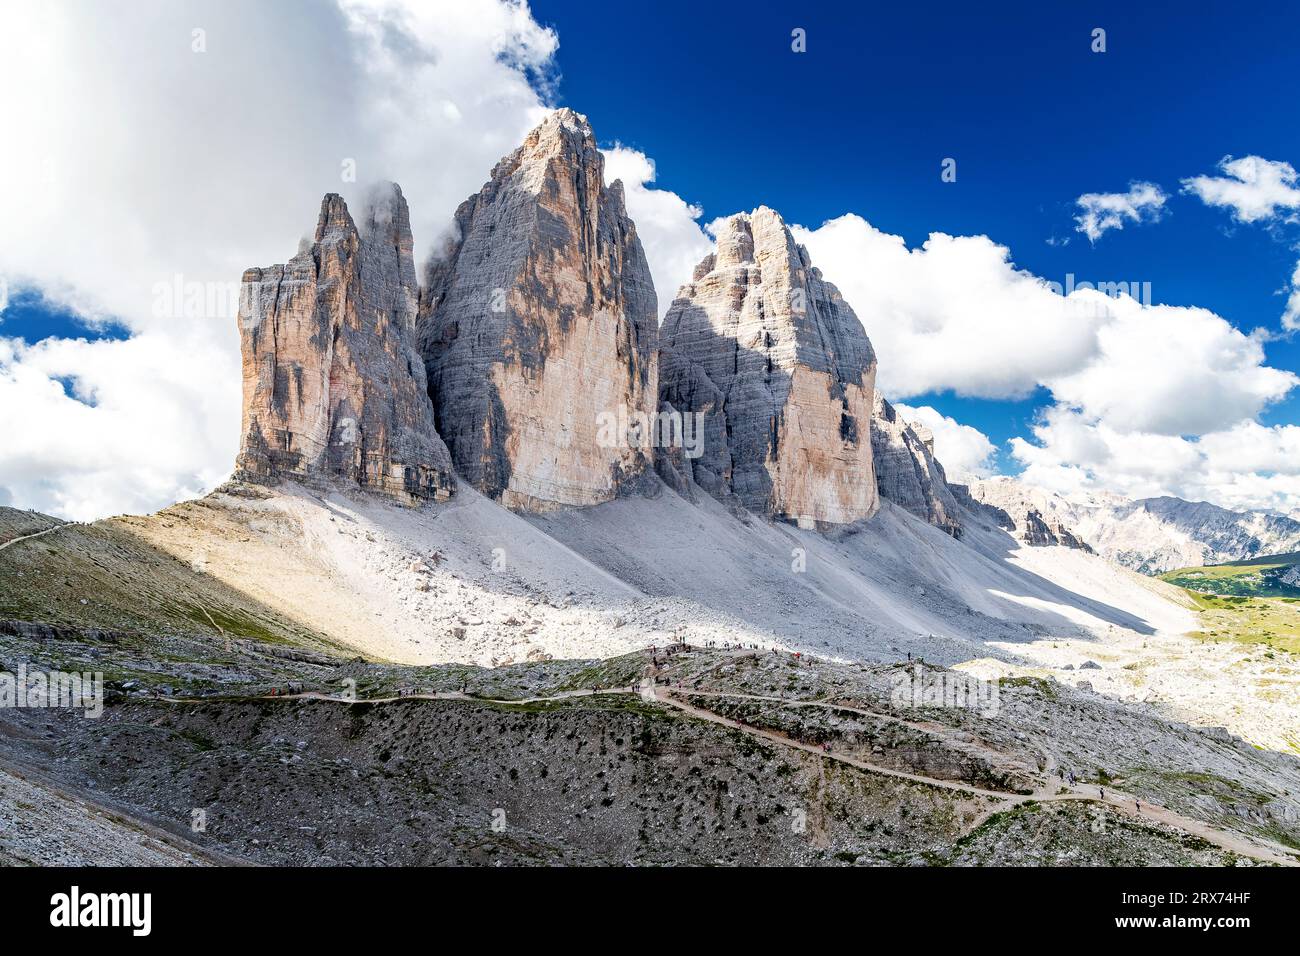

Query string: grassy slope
[1157,552,1300,656]
[1180,592,1300,657]
[1160,552,1300,598]
[0,506,343,654]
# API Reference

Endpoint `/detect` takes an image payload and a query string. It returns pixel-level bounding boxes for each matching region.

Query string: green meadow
[1160,554,1300,656]
[1160,552,1300,599]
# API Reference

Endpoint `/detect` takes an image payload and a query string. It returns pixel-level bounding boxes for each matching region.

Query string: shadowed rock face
[871,395,962,536]
[417,109,658,512]
[659,208,879,528]
[235,184,455,502]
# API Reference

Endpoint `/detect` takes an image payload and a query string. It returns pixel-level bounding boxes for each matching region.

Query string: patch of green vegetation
[1151,769,1272,806]
[997,675,1060,700]
[179,603,292,645]
[1160,552,1300,598]
[1259,825,1300,852]
[1178,588,1300,656]
[947,800,1040,857]
[554,654,645,693]
[177,728,217,752]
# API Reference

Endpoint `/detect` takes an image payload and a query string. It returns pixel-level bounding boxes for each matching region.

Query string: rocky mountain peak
[488,108,605,200]
[315,192,354,239]
[658,207,879,528]
[529,106,596,147]
[871,394,961,536]
[417,111,658,511]
[235,184,455,502]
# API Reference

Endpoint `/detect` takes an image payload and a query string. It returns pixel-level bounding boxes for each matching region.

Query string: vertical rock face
[417,109,658,512]
[870,395,961,536]
[235,184,455,502]
[659,208,879,527]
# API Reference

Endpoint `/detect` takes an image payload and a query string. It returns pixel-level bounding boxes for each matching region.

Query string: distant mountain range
[956,476,1300,575]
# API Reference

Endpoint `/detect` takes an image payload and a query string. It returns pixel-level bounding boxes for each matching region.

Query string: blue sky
[533,0,1300,468]
[1,289,129,345]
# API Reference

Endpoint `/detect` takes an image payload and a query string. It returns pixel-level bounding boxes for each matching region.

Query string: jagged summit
[234,183,455,503]
[658,206,879,527]
[222,117,1085,565]
[417,109,658,512]
[871,393,962,536]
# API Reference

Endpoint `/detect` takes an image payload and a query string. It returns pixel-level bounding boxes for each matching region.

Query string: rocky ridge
[1113,496,1300,572]
[955,477,1093,551]
[870,394,961,535]
[961,479,1300,574]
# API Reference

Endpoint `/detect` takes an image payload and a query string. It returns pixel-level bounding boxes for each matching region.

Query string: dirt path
[0,523,68,552]
[673,686,1031,777]
[168,681,1299,866]
[654,687,1020,801]
[646,686,1298,865]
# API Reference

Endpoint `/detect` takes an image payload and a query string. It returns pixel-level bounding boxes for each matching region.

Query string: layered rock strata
[871,395,961,536]
[235,184,455,502]
[954,477,1092,551]
[417,109,658,512]
[658,208,878,528]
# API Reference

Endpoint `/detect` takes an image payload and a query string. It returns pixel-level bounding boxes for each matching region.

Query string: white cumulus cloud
[1012,408,1300,515]
[793,214,1296,438]
[791,212,1297,510]
[793,215,1105,400]
[1181,155,1300,224]
[0,0,559,519]
[1044,297,1295,435]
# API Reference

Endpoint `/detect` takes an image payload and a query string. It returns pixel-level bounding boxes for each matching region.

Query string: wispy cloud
[1073,181,1168,243]
[1281,260,1300,332]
